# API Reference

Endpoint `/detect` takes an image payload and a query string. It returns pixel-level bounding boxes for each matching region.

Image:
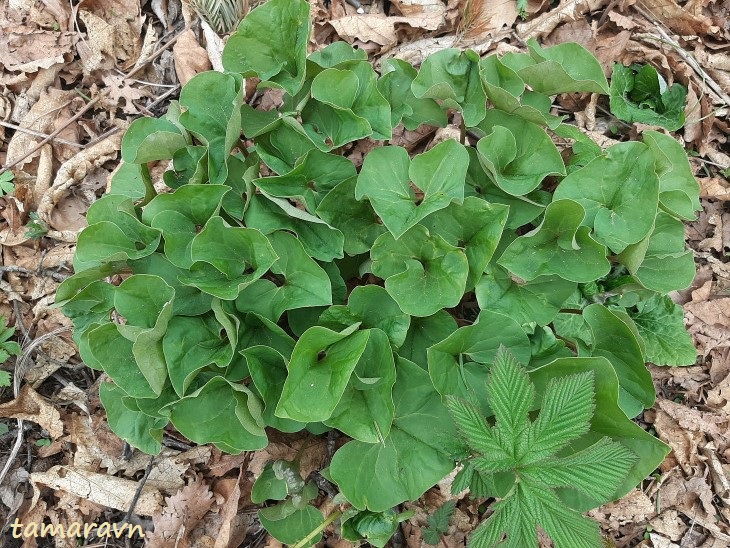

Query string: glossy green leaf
[163,314,233,397]
[618,212,695,293]
[582,304,655,417]
[428,311,531,413]
[167,376,267,453]
[411,48,487,127]
[553,142,659,253]
[319,285,411,349]
[244,346,306,432]
[330,358,456,511]
[85,323,156,398]
[235,231,331,321]
[222,0,310,95]
[355,140,468,239]
[244,193,344,262]
[476,110,565,196]
[378,58,447,130]
[308,41,367,67]
[371,225,469,317]
[179,217,277,300]
[476,264,576,326]
[420,196,509,289]
[254,149,356,210]
[259,505,324,547]
[121,117,188,164]
[179,71,243,184]
[498,199,610,283]
[479,55,562,129]
[276,324,370,422]
[316,177,386,255]
[465,147,548,229]
[325,328,396,442]
[642,130,700,220]
[400,311,458,370]
[514,40,609,96]
[100,383,166,455]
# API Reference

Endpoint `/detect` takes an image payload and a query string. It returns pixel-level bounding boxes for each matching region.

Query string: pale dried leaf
[30,465,164,515]
[173,29,211,86]
[0,26,77,73]
[147,480,215,548]
[516,0,608,39]
[641,0,716,36]
[0,384,63,438]
[329,13,443,53]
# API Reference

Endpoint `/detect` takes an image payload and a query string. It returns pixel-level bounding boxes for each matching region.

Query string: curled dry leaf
[329,13,443,53]
[30,465,164,515]
[173,29,212,86]
[641,0,716,37]
[146,479,215,548]
[516,0,608,40]
[0,26,77,73]
[0,384,64,438]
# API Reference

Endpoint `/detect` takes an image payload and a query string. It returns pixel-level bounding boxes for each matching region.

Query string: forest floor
[0,0,729,546]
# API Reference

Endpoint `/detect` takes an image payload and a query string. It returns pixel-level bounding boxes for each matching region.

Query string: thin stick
[122,455,155,548]
[0,25,190,175]
[0,121,84,148]
[0,265,71,282]
[0,327,71,487]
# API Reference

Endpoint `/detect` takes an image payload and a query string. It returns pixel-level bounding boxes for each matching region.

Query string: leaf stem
[292,509,342,548]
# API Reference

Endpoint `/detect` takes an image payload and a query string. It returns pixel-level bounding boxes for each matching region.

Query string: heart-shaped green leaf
[498,199,610,283]
[329,357,456,511]
[222,0,310,96]
[553,142,659,253]
[476,110,565,196]
[371,225,469,317]
[411,48,486,127]
[355,140,468,239]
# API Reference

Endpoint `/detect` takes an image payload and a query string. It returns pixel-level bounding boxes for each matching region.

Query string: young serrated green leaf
[452,350,639,548]
[427,500,455,534]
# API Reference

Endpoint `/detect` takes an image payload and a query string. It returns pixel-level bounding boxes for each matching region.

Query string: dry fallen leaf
[0,26,77,73]
[146,479,215,547]
[30,465,164,515]
[516,0,608,39]
[173,28,212,85]
[0,384,64,438]
[329,13,443,53]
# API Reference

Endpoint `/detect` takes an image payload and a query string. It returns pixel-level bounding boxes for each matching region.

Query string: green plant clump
[57,0,701,545]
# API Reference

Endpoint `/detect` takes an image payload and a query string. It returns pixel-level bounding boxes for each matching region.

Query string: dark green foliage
[56,0,699,545]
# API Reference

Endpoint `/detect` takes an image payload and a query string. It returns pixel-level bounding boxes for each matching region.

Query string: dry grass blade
[187,0,249,34]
